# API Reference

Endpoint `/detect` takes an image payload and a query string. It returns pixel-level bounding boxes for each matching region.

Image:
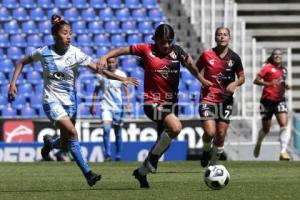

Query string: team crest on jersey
[169,51,177,59]
[65,56,74,65]
[227,60,234,67]
[209,59,215,65]
[271,68,276,73]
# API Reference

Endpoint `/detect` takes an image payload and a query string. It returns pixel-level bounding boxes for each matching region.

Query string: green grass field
[0,161,299,200]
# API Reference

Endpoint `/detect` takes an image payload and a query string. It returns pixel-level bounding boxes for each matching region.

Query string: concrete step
[247,29,300,36]
[241,15,300,23]
[238,3,300,11]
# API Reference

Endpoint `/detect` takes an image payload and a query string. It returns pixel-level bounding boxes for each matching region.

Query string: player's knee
[262,126,270,133]
[169,123,182,137]
[68,127,78,139]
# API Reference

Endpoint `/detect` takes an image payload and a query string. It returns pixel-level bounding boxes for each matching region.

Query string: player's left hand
[226,81,237,93]
[96,56,107,73]
[122,77,139,86]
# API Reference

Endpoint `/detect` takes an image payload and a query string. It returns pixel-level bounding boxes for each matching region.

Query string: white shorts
[101,109,124,126]
[43,102,77,124]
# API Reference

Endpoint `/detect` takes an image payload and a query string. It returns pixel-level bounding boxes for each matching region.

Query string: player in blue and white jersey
[8,15,138,187]
[91,57,131,161]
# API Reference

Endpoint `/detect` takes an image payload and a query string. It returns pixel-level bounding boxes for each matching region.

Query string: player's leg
[102,110,113,161]
[113,110,124,161]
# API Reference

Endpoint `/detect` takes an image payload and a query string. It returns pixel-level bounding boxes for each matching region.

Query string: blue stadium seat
[27,71,42,84]
[72,0,89,9]
[38,106,46,117]
[27,34,43,47]
[77,34,92,46]
[116,8,130,21]
[0,48,5,59]
[2,105,17,118]
[107,0,124,9]
[22,21,38,34]
[2,0,18,9]
[0,95,7,109]
[72,21,87,34]
[122,21,138,34]
[10,35,27,47]
[128,34,143,45]
[0,7,12,22]
[4,20,20,34]
[125,0,141,9]
[188,81,201,93]
[54,0,72,9]
[47,8,61,19]
[99,8,115,21]
[34,62,43,72]
[81,46,94,56]
[138,21,154,34]
[20,0,37,9]
[0,72,8,85]
[104,21,121,34]
[0,34,10,47]
[121,57,137,72]
[82,8,97,22]
[43,34,54,45]
[148,8,165,22]
[37,0,54,9]
[142,0,157,9]
[13,8,29,21]
[30,8,47,22]
[144,34,153,43]
[131,68,144,80]
[64,8,80,22]
[111,34,126,47]
[34,84,44,94]
[21,104,36,117]
[89,0,106,9]
[78,105,91,118]
[11,95,26,109]
[178,82,187,93]
[0,59,13,73]
[132,8,147,21]
[1,84,10,95]
[30,95,43,109]
[38,20,51,34]
[94,34,110,46]
[18,83,33,97]
[96,46,110,57]
[7,47,23,60]
[88,21,104,34]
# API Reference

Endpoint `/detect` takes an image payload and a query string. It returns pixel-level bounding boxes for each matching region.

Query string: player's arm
[8,56,33,101]
[123,84,131,112]
[253,75,277,87]
[97,47,131,71]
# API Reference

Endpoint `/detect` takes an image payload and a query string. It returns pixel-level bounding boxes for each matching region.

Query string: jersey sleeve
[258,64,269,78]
[233,55,244,77]
[130,44,147,57]
[195,52,206,71]
[76,48,92,66]
[30,47,43,62]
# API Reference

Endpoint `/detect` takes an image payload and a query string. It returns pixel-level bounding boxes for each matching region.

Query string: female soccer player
[8,15,138,187]
[253,48,291,160]
[98,24,207,188]
[196,27,245,167]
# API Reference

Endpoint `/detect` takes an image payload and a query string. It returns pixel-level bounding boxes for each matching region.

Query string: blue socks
[103,124,112,158]
[49,137,61,149]
[68,139,90,175]
[115,127,122,159]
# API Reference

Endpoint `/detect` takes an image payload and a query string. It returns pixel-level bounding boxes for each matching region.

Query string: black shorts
[260,99,288,120]
[199,99,233,123]
[144,103,178,123]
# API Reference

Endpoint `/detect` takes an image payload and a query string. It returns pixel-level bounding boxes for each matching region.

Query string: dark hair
[215,26,231,37]
[266,48,283,65]
[152,24,175,41]
[51,15,70,36]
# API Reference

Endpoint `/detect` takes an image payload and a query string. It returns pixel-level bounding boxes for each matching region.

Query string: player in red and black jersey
[253,49,292,160]
[97,24,206,188]
[196,27,245,167]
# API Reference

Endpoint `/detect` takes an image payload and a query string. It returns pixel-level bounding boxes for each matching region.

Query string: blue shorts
[101,109,124,126]
[43,102,77,125]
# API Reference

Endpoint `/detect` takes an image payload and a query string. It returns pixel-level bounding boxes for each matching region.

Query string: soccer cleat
[253,140,262,158]
[41,134,54,161]
[132,168,150,188]
[200,150,211,167]
[115,157,121,162]
[144,153,159,173]
[279,152,290,161]
[104,156,112,162]
[85,171,101,187]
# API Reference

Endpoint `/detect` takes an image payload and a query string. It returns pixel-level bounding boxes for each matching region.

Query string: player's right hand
[123,77,139,86]
[96,56,108,73]
[202,79,213,87]
[8,84,17,102]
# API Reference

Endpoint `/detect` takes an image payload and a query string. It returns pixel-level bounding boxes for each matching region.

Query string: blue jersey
[31,45,92,105]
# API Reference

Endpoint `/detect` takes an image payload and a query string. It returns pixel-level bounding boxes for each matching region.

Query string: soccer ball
[204,165,230,190]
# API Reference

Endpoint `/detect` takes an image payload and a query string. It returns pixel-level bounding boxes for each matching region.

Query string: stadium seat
[111,34,126,47]
[144,34,153,43]
[128,34,143,45]
[20,0,37,9]
[142,0,157,9]
[0,95,7,109]
[122,21,138,34]
[7,47,23,60]
[188,81,201,93]
[38,20,51,34]
[1,84,10,95]
[47,8,61,19]
[121,57,137,72]
[34,62,43,72]
[178,82,187,93]
[131,68,144,80]
[107,0,124,9]
[64,8,80,22]
[38,106,46,117]
[116,8,130,21]
[0,59,13,73]
[89,0,106,9]
[78,105,91,118]
[43,34,54,45]
[27,34,43,47]
[30,95,43,109]
[104,21,121,34]
[21,104,36,117]
[0,48,5,60]
[10,34,27,47]
[54,0,72,9]
[81,46,94,56]
[132,8,148,21]
[37,0,54,9]
[27,71,42,84]
[2,0,18,9]
[99,8,115,21]
[34,84,44,94]
[125,0,141,9]
[88,21,104,34]
[12,8,29,21]
[2,105,17,118]
[82,8,97,22]
[0,7,12,22]
[18,83,33,97]
[96,46,110,57]
[4,20,20,34]
[0,72,8,85]
[72,21,87,34]
[138,21,154,34]
[11,95,26,109]
[148,8,165,22]
[77,34,92,46]
[30,8,47,22]
[94,34,110,46]
[0,34,10,47]
[72,0,89,9]
[22,20,38,34]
